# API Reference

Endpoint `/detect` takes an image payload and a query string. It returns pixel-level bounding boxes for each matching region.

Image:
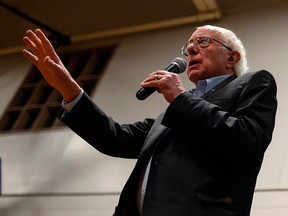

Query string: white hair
[197,25,249,76]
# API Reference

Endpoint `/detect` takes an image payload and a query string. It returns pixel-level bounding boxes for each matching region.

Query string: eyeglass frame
[181,35,232,56]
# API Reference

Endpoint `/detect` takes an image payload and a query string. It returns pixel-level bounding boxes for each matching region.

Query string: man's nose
[187,43,199,55]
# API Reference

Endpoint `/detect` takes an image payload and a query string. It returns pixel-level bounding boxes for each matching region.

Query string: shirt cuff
[62,89,84,112]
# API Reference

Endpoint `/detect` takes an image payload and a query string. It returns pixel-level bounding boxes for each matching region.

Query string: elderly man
[23,25,277,216]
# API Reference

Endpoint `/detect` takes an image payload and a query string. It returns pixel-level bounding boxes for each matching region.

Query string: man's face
[186,28,231,84]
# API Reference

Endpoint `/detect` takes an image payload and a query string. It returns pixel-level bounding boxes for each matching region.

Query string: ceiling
[0,0,281,56]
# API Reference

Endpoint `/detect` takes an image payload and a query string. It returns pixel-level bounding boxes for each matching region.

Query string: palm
[23,29,81,102]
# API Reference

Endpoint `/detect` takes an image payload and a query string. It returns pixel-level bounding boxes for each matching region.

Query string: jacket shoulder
[239,70,276,82]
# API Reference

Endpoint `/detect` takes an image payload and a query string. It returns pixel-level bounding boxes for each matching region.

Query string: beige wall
[0,1,287,215]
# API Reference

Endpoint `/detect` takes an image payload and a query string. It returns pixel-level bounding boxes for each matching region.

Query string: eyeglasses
[181,35,232,56]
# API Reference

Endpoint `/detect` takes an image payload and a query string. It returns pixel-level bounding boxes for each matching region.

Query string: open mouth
[189,59,201,67]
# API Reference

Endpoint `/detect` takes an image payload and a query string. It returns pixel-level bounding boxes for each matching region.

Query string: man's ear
[227,51,241,68]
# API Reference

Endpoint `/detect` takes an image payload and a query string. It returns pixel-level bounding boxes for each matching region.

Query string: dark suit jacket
[59,70,277,216]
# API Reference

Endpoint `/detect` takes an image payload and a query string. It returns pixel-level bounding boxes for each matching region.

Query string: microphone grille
[172,57,187,74]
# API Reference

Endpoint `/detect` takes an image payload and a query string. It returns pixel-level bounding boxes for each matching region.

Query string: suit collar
[201,74,237,99]
[138,111,169,159]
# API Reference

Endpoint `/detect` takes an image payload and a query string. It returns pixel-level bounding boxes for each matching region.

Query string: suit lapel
[138,110,169,159]
[201,74,237,99]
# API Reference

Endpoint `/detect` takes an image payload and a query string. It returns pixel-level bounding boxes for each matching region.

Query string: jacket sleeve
[59,92,155,159]
[162,70,277,163]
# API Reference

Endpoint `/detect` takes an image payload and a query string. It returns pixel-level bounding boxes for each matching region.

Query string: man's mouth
[189,59,201,67]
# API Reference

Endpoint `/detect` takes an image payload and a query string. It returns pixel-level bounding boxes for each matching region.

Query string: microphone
[136,57,187,100]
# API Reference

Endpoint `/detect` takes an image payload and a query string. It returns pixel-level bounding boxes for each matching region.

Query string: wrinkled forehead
[190,27,220,41]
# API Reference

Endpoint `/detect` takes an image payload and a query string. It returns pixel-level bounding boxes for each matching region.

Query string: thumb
[44,56,60,70]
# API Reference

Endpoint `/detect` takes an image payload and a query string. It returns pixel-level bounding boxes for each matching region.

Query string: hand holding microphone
[136,57,187,102]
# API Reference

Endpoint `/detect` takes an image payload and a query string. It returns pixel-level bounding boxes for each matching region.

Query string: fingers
[24,30,45,56]
[145,74,164,83]
[141,75,160,86]
[141,71,177,87]
[23,29,58,58]
[23,34,39,58]
[22,49,38,65]
[22,30,44,66]
[145,70,166,81]
[23,29,62,68]
[35,29,58,58]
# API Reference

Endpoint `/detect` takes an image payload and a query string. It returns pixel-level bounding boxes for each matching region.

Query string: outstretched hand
[22,29,81,102]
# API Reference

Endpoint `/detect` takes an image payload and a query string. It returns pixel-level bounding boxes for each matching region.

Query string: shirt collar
[192,74,233,97]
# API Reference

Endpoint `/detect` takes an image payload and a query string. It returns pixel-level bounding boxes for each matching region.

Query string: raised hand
[22,29,81,102]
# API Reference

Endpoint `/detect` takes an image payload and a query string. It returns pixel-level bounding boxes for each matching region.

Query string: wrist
[60,82,82,103]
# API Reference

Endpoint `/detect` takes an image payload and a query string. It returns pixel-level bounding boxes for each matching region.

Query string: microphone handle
[136,60,184,100]
[136,86,158,100]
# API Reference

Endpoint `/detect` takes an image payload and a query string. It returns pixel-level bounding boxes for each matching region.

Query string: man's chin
[188,71,203,84]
